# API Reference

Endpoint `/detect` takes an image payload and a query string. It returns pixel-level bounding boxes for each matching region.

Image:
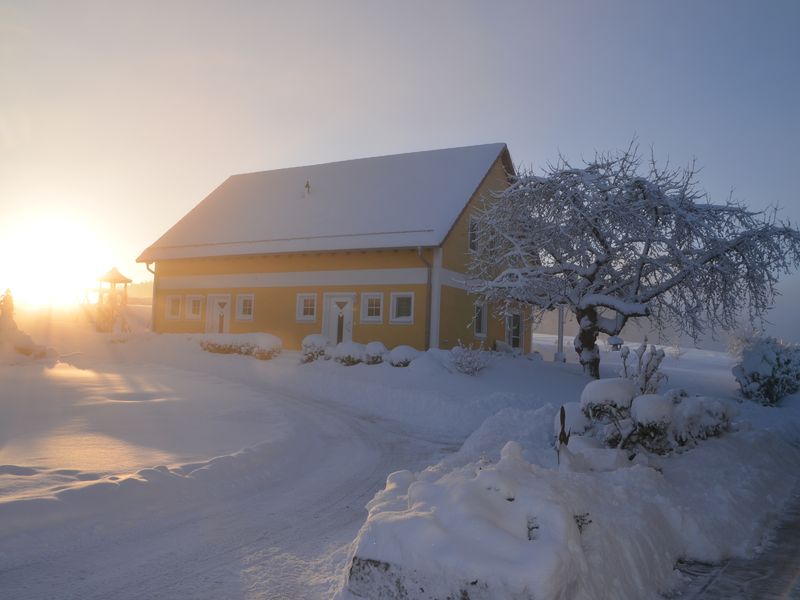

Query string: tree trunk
[574,307,601,379]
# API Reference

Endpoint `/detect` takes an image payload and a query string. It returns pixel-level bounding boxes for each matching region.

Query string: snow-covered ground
[1,307,799,599]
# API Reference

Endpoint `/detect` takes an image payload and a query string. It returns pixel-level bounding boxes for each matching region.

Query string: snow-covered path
[0,357,454,599]
[674,491,800,600]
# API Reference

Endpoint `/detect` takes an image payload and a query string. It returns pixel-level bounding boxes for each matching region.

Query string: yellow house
[137,143,531,353]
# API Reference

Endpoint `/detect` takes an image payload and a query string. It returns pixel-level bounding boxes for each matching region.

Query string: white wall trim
[158,268,429,290]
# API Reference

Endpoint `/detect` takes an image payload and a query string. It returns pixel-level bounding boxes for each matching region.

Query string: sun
[0,214,112,308]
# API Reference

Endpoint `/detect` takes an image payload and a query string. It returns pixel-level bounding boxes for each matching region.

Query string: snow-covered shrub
[580,378,637,447]
[364,341,387,365]
[199,333,282,360]
[388,345,420,367]
[330,342,365,366]
[449,341,489,375]
[581,378,734,454]
[301,334,329,363]
[620,339,666,394]
[0,316,53,364]
[732,336,800,405]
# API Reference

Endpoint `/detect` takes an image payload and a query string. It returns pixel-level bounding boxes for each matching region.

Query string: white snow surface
[631,393,674,424]
[2,308,799,600]
[138,143,508,261]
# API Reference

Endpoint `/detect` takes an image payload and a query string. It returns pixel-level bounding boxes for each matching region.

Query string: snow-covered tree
[468,145,800,378]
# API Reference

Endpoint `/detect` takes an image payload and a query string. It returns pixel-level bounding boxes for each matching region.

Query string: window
[474,302,487,338]
[166,295,182,320]
[390,292,414,324]
[236,294,254,321]
[468,216,479,252]
[186,295,203,320]
[360,292,383,323]
[296,293,317,322]
[505,313,522,349]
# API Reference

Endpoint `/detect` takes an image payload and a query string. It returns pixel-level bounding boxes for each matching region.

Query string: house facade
[138,143,531,353]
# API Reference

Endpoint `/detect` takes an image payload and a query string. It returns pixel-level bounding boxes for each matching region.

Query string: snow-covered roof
[138,143,511,262]
[99,267,132,284]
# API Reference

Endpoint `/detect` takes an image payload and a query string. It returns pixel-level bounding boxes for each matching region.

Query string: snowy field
[1,307,799,599]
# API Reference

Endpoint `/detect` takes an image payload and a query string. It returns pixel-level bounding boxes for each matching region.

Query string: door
[505,313,522,349]
[324,295,354,344]
[205,294,231,333]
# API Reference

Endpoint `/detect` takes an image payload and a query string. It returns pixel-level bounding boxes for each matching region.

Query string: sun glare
[0,215,112,308]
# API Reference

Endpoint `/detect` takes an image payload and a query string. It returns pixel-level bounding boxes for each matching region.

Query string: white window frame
[236,293,255,321]
[505,312,522,349]
[389,292,414,324]
[296,293,317,322]
[474,302,487,339]
[360,292,384,324]
[468,216,479,252]
[166,295,182,320]
[186,295,203,320]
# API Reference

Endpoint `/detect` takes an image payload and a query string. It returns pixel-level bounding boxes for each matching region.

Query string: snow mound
[364,341,388,365]
[0,317,55,364]
[580,377,636,413]
[342,427,800,600]
[387,345,420,367]
[630,394,674,425]
[552,402,590,439]
[301,333,329,362]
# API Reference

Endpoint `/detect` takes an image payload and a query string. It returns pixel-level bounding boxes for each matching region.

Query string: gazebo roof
[99,267,132,284]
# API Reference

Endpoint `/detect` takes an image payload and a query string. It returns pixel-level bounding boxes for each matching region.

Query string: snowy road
[0,359,455,599]
[674,491,800,600]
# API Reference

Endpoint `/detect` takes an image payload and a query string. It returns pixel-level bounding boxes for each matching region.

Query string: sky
[1,1,798,336]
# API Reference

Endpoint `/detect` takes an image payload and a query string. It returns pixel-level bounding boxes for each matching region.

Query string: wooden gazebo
[96,267,132,332]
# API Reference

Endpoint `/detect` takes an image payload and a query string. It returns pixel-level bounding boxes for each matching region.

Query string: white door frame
[322,292,356,344]
[205,294,231,333]
[505,311,522,349]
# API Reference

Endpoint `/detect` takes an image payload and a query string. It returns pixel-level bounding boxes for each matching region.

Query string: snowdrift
[340,406,800,600]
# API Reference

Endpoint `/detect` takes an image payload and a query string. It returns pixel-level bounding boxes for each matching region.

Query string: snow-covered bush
[732,336,800,405]
[301,334,329,363]
[449,341,489,375]
[0,317,53,364]
[579,378,637,447]
[364,341,387,365]
[199,333,282,360]
[330,342,365,366]
[580,379,733,454]
[620,339,666,394]
[387,345,420,367]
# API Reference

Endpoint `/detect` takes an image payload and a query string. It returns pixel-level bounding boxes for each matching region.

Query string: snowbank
[0,317,55,364]
[342,421,799,600]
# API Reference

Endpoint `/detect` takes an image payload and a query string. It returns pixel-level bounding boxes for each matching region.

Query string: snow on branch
[468,143,800,377]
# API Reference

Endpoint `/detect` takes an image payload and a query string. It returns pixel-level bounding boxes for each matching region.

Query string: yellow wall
[438,285,530,353]
[441,155,511,273]
[154,283,429,350]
